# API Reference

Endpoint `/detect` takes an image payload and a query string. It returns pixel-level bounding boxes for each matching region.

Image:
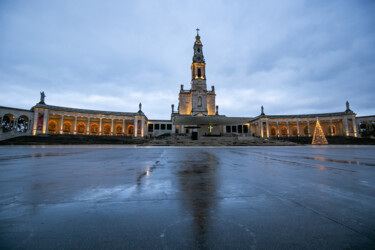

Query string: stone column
[99,118,103,135]
[330,119,333,136]
[286,121,290,137]
[141,117,145,137]
[73,116,78,135]
[352,116,358,137]
[122,119,125,135]
[343,116,349,136]
[33,110,39,135]
[42,109,49,134]
[60,115,64,134]
[134,118,138,137]
[86,117,90,135]
[266,120,270,138]
[258,120,262,137]
[181,125,184,134]
[111,119,114,136]
[276,121,280,137]
[307,120,311,137]
[297,120,300,136]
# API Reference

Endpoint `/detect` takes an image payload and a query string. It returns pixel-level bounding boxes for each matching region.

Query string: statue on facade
[39,91,46,104]
[216,105,219,115]
[261,105,265,115]
[346,100,350,111]
[139,102,142,111]
[171,104,174,113]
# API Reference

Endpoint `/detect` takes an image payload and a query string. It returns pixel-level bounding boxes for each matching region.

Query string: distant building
[1,31,373,140]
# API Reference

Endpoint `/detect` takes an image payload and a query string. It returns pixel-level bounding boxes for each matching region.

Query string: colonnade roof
[0,106,32,112]
[250,111,355,122]
[32,103,144,117]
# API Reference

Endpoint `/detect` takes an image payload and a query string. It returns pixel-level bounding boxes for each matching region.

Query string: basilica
[0,31,372,141]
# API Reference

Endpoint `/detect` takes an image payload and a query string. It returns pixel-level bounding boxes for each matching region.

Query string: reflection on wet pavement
[0,145,375,249]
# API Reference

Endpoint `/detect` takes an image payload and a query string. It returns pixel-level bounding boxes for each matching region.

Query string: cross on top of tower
[196,28,200,36]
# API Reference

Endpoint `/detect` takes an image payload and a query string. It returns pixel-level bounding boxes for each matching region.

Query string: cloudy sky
[1,0,374,119]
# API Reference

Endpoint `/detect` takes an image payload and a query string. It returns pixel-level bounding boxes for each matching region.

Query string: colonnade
[32,109,146,137]
[250,116,358,138]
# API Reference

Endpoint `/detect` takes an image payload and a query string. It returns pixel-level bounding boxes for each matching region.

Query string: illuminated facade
[0,31,372,140]
[178,30,216,116]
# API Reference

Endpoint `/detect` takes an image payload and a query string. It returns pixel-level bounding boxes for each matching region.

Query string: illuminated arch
[90,124,99,135]
[328,124,336,135]
[127,125,134,135]
[103,124,111,135]
[48,120,57,133]
[63,122,72,134]
[270,126,277,136]
[303,126,308,136]
[17,115,29,132]
[2,113,15,132]
[292,126,298,136]
[281,126,287,136]
[77,123,86,134]
[115,125,123,135]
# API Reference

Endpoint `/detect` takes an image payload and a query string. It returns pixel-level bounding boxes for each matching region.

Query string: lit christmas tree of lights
[312,120,328,144]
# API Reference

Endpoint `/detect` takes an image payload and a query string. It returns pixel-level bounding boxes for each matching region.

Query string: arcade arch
[48,120,57,133]
[90,124,99,135]
[77,123,86,134]
[127,125,134,135]
[63,122,72,134]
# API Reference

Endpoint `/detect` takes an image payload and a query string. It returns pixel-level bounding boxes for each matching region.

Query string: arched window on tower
[198,96,202,107]
[197,68,201,78]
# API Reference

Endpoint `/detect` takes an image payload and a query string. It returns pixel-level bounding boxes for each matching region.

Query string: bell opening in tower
[198,68,201,78]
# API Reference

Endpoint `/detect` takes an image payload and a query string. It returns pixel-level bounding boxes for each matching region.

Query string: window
[161,124,166,130]
[167,124,172,130]
[198,96,202,107]
[232,126,237,132]
[226,126,231,133]
[198,68,201,77]
[243,125,249,133]
[155,124,160,130]
[148,124,153,132]
[238,125,243,133]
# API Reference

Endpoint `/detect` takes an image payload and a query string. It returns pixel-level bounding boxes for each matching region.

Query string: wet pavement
[1,145,375,249]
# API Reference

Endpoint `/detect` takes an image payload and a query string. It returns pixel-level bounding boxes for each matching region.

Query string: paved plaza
[1,145,375,249]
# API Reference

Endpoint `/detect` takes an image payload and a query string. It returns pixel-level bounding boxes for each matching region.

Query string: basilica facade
[0,32,373,140]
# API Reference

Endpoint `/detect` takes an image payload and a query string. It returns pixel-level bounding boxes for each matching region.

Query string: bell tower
[178,29,216,116]
[191,28,207,91]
